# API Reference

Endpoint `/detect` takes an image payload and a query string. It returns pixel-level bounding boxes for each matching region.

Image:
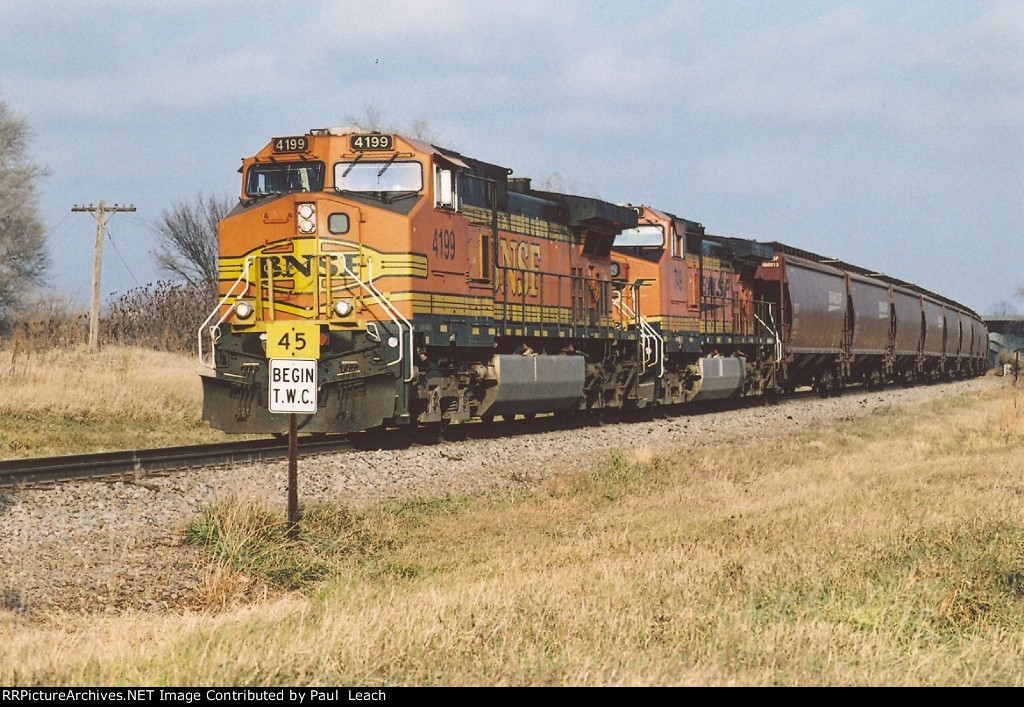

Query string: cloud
[0,1,1018,311]
[309,0,559,46]
[910,1,1024,130]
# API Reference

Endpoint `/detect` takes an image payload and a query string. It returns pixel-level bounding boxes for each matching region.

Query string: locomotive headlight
[297,202,316,233]
[234,301,254,319]
[333,299,353,317]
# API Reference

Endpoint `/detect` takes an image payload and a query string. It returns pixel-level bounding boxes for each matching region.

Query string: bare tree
[343,104,446,144]
[153,193,232,288]
[988,300,1020,316]
[0,97,48,319]
[537,171,581,194]
[535,171,604,199]
[345,103,387,132]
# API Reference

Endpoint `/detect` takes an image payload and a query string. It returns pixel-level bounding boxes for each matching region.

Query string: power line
[105,226,143,290]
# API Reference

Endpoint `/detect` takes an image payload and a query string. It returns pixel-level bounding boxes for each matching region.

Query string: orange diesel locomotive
[608,205,778,406]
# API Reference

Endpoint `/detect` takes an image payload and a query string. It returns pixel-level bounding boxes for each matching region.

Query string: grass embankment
[0,345,235,457]
[1,372,1022,685]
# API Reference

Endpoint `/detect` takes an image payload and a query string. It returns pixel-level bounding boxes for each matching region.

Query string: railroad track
[0,384,893,490]
[0,403,705,489]
[0,436,356,489]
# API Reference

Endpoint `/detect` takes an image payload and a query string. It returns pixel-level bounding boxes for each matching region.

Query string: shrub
[0,282,217,355]
[106,281,217,354]
[0,293,88,352]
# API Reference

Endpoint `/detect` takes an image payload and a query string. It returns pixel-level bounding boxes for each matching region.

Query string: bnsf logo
[258,254,352,279]
[498,237,541,297]
[703,271,735,299]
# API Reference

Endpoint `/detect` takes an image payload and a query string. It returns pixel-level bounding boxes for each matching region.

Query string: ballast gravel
[0,378,994,621]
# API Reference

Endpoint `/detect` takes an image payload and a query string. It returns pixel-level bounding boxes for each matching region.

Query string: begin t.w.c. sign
[268,358,318,414]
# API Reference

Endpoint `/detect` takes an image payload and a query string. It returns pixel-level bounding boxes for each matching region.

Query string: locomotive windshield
[334,161,423,193]
[245,161,325,197]
[614,224,664,248]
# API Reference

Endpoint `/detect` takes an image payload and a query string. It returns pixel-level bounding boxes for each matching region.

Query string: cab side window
[670,226,683,258]
[434,165,459,210]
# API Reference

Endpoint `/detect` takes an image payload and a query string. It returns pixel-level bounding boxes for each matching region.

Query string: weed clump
[185,497,397,600]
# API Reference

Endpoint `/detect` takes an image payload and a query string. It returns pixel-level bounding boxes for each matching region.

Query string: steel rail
[0,381,943,490]
[0,437,354,489]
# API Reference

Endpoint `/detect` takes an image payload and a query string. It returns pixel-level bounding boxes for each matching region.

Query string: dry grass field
[0,345,235,457]
[0,346,1022,685]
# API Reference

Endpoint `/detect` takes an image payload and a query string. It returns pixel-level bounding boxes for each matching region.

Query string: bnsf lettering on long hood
[498,237,541,296]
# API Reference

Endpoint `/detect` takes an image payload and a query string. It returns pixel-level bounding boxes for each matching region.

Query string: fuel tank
[474,354,585,417]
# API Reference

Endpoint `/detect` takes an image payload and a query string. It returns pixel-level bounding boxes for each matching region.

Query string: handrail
[492,264,615,336]
[612,288,664,377]
[338,255,415,382]
[755,305,783,364]
[198,257,254,369]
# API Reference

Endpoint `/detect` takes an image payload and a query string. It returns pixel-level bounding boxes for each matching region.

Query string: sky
[0,0,1021,315]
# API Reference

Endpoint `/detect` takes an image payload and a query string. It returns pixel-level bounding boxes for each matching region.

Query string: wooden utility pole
[71,201,137,350]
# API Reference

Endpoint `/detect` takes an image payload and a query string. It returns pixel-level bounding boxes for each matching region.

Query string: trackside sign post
[265,322,321,539]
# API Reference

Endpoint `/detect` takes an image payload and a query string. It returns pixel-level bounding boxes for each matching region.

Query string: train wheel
[439,419,467,442]
[831,374,844,397]
[817,371,834,398]
[868,370,883,391]
[553,409,575,422]
[352,426,387,450]
[413,423,443,445]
